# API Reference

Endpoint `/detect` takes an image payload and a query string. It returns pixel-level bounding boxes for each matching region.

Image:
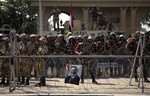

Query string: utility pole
[39,0,43,36]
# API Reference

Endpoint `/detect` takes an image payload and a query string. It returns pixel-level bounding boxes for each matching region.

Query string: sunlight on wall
[48,13,70,31]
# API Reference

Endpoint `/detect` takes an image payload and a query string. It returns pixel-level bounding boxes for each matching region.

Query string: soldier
[46,35,56,55]
[35,36,48,86]
[65,36,79,73]
[95,34,109,77]
[106,32,118,77]
[66,36,76,55]
[89,5,99,30]
[51,6,61,31]
[0,37,11,86]
[143,33,150,82]
[28,34,39,80]
[75,35,98,84]
[106,32,118,55]
[95,34,108,55]
[45,35,56,77]
[97,12,107,30]
[116,35,130,76]
[54,34,67,54]
[18,33,31,85]
[75,35,82,46]
[125,32,140,82]
[125,32,149,82]
[117,35,127,49]
[54,34,67,77]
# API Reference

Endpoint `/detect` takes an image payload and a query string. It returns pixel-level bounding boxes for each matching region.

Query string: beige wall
[29,0,150,35]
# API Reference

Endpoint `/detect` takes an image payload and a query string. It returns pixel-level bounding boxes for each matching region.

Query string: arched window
[48,13,70,31]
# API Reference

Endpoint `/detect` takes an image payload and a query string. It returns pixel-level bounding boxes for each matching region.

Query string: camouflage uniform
[45,35,56,77]
[54,34,67,77]
[75,35,97,83]
[95,35,109,77]
[51,6,61,31]
[28,34,39,78]
[66,36,76,55]
[18,33,31,85]
[0,37,11,85]
[125,33,140,82]
[106,32,118,77]
[35,37,48,86]
[142,34,150,82]
[116,35,130,76]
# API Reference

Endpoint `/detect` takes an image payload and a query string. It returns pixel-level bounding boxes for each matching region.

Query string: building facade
[28,0,150,36]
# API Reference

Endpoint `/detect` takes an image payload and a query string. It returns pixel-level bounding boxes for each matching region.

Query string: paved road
[0,78,150,95]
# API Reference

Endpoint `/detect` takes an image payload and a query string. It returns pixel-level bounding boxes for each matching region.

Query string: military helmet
[0,33,4,37]
[2,37,9,42]
[131,33,138,40]
[88,36,93,40]
[57,34,63,38]
[82,35,88,38]
[30,34,37,38]
[68,36,74,40]
[39,36,46,41]
[110,32,116,36]
[119,34,125,38]
[39,36,47,43]
[20,33,27,39]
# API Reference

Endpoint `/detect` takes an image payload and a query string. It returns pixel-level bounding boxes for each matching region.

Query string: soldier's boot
[25,77,30,85]
[18,76,20,82]
[41,77,46,86]
[0,78,5,85]
[20,77,25,84]
[81,75,84,83]
[91,76,98,84]
[35,77,46,86]
[135,75,138,82]
[5,79,10,86]
[144,77,150,83]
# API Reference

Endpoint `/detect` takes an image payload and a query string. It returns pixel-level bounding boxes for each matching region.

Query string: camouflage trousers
[35,58,46,78]
[81,58,97,80]
[0,58,10,78]
[18,58,32,78]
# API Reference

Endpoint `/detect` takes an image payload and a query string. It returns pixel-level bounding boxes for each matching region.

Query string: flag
[69,1,74,32]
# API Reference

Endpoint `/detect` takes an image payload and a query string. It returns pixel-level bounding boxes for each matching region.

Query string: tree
[1,0,37,34]
[141,12,150,27]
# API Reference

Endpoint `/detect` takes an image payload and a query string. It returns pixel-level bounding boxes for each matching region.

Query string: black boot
[41,77,46,86]
[135,76,138,82]
[144,78,150,83]
[5,79,10,86]
[20,77,25,84]
[35,77,46,86]
[18,76,21,82]
[81,75,84,83]
[25,77,30,85]
[0,78,5,85]
[92,76,98,84]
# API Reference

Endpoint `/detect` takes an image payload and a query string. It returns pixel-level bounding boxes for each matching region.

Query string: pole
[9,30,16,92]
[129,36,140,85]
[39,0,43,36]
[138,33,145,93]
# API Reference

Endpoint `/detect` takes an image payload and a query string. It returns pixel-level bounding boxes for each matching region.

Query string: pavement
[0,78,150,95]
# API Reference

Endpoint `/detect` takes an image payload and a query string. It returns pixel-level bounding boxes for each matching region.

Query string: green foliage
[1,0,37,34]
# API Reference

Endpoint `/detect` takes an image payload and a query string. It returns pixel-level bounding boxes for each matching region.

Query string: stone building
[28,0,150,36]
